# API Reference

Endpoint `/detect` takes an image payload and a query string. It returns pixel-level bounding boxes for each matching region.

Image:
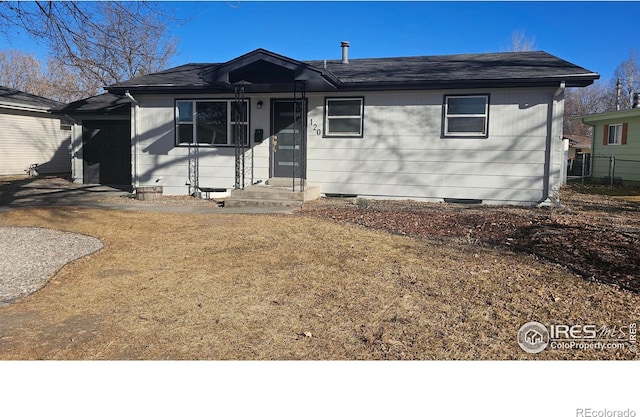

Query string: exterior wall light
[257,100,263,109]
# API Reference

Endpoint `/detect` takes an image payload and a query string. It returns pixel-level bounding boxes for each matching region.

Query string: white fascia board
[0,102,51,113]
[577,108,640,124]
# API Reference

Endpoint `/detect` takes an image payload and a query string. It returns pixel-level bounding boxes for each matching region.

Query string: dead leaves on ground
[299,187,640,293]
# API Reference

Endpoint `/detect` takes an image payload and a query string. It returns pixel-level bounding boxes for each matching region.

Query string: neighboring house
[577,106,640,183]
[0,86,71,176]
[564,134,591,176]
[56,45,599,205]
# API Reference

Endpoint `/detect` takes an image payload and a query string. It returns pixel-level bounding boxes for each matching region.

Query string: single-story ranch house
[56,44,599,205]
[0,86,71,176]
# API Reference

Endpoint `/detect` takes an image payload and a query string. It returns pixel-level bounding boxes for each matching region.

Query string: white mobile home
[57,45,599,205]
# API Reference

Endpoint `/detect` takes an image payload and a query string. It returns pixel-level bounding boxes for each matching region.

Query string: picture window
[175,99,248,146]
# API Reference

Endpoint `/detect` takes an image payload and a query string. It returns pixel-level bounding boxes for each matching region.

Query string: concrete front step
[266,177,306,188]
[224,198,304,208]
[224,183,321,208]
[231,185,320,201]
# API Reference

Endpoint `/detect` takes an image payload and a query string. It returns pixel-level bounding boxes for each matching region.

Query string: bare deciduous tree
[565,50,640,135]
[564,82,616,136]
[0,49,95,102]
[0,1,179,99]
[45,57,97,102]
[510,30,537,52]
[0,50,47,95]
[612,49,640,109]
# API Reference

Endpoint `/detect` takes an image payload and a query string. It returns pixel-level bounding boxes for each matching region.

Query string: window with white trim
[175,99,248,146]
[607,124,623,145]
[324,97,364,137]
[443,95,489,137]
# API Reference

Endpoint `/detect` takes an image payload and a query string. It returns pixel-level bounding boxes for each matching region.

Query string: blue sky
[165,1,638,83]
[1,1,638,84]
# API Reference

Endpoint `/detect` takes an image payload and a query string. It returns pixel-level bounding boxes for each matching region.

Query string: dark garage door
[82,120,131,186]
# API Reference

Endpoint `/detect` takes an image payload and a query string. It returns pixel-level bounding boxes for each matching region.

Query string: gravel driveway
[0,227,103,305]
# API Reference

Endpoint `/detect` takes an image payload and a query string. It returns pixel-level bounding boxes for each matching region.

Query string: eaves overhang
[107,84,232,95]
[108,75,597,95]
[336,74,599,92]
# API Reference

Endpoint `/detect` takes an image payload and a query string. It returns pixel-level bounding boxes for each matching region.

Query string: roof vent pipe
[341,41,350,64]
[633,93,640,109]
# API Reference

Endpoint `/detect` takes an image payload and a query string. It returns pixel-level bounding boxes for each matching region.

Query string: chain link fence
[571,154,640,185]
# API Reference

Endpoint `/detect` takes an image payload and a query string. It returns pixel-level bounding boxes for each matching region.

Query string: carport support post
[293,80,306,192]
[234,83,247,190]
[69,119,82,183]
[125,91,140,189]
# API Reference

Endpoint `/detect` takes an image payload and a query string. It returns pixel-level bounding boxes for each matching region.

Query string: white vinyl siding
[0,109,70,175]
[307,88,556,205]
[132,95,269,195]
[129,88,561,204]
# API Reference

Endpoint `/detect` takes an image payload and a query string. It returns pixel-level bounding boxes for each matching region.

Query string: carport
[52,93,132,188]
[82,119,131,186]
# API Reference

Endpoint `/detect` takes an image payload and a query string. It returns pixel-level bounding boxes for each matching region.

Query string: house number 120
[309,119,322,136]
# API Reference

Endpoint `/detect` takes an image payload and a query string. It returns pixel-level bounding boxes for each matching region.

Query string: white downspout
[553,83,566,195]
[125,91,139,189]
[554,81,566,99]
[539,82,565,207]
[554,82,568,188]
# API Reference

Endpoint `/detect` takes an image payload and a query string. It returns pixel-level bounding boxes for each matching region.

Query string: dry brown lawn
[0,204,637,360]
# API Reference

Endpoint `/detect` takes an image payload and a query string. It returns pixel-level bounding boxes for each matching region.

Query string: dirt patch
[298,184,640,293]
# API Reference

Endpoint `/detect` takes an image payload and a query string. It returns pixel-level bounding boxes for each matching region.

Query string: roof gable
[202,49,305,82]
[111,49,340,93]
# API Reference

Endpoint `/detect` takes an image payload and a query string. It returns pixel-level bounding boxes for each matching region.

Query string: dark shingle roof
[0,86,62,110]
[307,51,598,88]
[51,93,130,115]
[109,63,218,90]
[106,50,598,94]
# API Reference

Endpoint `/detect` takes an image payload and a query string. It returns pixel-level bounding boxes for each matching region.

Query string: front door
[271,99,305,179]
